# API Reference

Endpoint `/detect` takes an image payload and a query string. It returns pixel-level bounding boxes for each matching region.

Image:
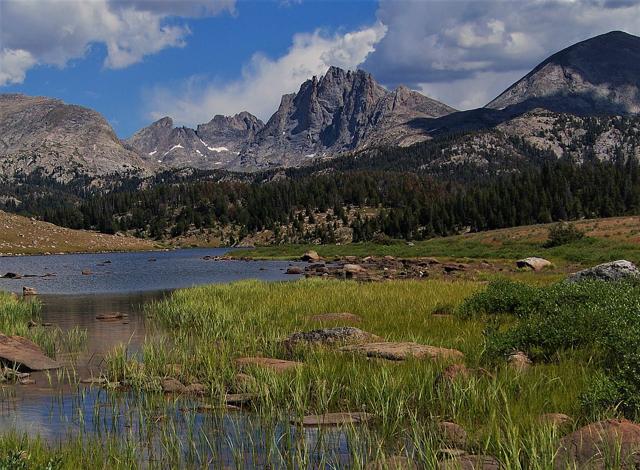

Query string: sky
[2,0,640,138]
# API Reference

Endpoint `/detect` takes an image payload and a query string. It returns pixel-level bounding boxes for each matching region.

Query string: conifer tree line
[2,156,636,243]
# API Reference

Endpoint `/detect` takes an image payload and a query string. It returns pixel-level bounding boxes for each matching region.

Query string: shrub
[460,279,640,416]
[544,222,585,248]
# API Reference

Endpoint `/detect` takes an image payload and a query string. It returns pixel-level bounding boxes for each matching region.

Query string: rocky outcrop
[566,260,640,283]
[487,31,640,115]
[0,94,149,182]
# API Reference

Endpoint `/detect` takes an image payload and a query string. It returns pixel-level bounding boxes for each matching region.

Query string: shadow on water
[0,249,355,468]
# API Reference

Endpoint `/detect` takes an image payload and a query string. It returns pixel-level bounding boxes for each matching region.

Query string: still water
[0,250,356,468]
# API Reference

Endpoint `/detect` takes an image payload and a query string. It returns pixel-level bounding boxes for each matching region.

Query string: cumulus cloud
[145,22,387,127]
[0,0,235,85]
[363,0,640,109]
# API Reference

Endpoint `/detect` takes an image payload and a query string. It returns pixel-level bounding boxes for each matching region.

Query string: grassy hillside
[235,216,640,266]
[0,210,157,255]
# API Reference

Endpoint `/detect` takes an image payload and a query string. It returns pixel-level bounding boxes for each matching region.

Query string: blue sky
[3,0,640,138]
[1,1,378,137]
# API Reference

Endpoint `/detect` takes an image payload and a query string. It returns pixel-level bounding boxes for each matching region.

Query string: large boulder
[0,334,60,371]
[341,342,464,362]
[301,250,321,262]
[555,419,640,469]
[286,266,304,275]
[566,260,640,283]
[516,257,552,271]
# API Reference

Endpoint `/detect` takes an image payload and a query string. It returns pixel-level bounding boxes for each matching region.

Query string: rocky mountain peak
[152,116,174,128]
[487,30,640,114]
[0,93,149,182]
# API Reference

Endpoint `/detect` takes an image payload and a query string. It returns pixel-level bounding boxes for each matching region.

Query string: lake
[0,249,355,468]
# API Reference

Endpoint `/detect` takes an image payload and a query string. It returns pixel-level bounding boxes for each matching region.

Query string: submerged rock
[161,378,186,393]
[286,266,304,275]
[365,456,418,469]
[566,260,640,283]
[291,412,374,427]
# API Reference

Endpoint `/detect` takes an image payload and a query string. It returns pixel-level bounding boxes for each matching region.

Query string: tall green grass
[102,279,601,467]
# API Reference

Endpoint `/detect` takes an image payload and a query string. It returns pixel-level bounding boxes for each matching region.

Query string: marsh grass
[98,279,605,467]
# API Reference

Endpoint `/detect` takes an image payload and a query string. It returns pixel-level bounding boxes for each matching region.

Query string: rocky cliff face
[238,66,456,168]
[487,31,640,115]
[125,113,264,170]
[0,94,149,182]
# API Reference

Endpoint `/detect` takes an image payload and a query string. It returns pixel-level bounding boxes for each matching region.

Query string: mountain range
[2,30,640,181]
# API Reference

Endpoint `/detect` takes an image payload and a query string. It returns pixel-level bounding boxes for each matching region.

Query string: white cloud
[363,0,640,109]
[0,49,37,86]
[0,0,235,85]
[145,22,387,127]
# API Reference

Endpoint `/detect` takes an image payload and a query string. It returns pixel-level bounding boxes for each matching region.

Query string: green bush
[544,222,585,248]
[460,279,640,416]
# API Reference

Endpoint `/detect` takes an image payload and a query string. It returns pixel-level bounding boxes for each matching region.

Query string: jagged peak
[151,116,174,128]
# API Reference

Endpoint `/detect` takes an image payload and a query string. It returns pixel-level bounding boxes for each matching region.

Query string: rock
[443,264,468,273]
[224,393,257,407]
[184,383,207,395]
[555,419,640,469]
[341,342,464,362]
[438,421,468,449]
[438,454,501,469]
[310,312,362,324]
[516,257,552,271]
[365,456,418,470]
[291,412,374,427]
[95,313,126,321]
[232,373,257,393]
[81,269,92,275]
[566,260,640,283]
[539,413,573,427]
[18,377,36,385]
[507,351,532,371]
[438,364,472,382]
[438,449,468,460]
[22,286,37,296]
[80,377,108,385]
[2,272,21,279]
[235,357,302,373]
[284,327,382,349]
[301,250,321,262]
[0,334,60,371]
[161,378,186,393]
[343,263,366,273]
[286,266,304,275]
